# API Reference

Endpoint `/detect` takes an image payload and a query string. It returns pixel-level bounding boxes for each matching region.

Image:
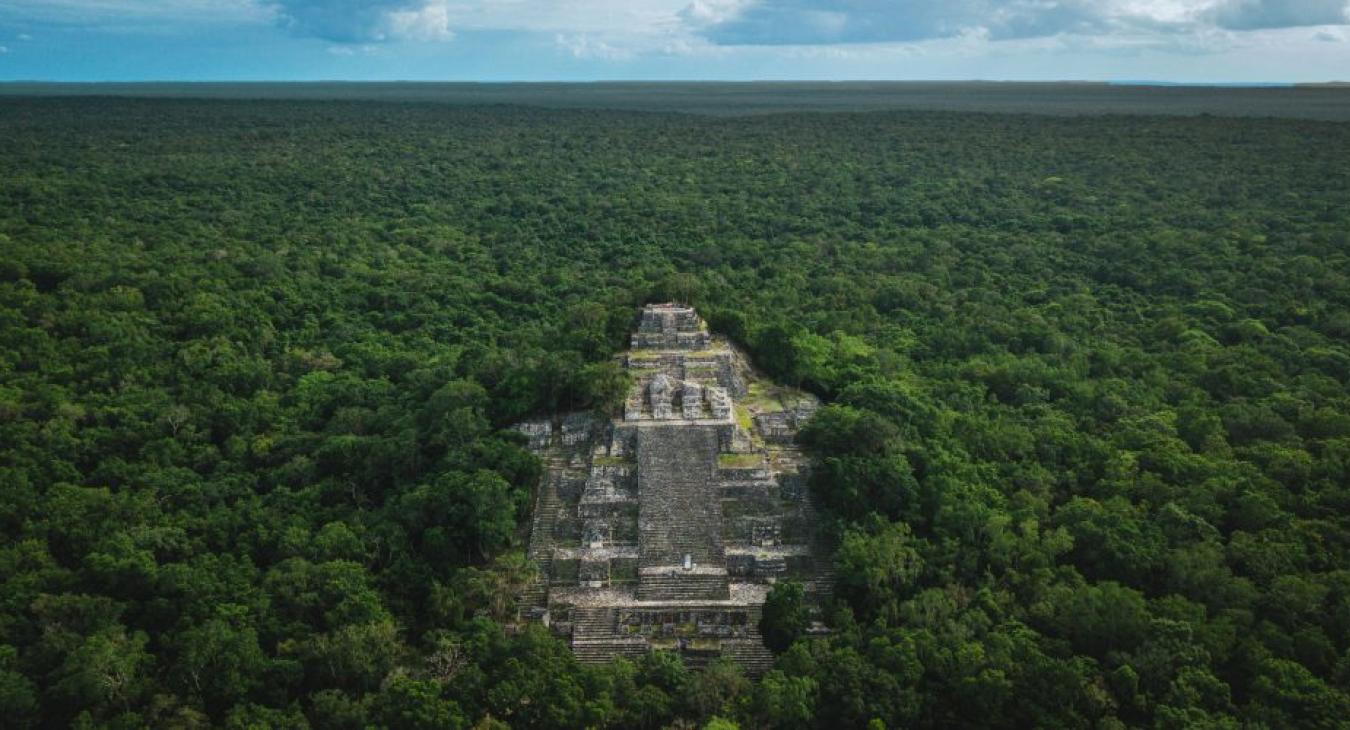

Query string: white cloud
[383,2,454,41]
[269,1,457,43]
[680,0,753,25]
[555,33,636,60]
[422,0,695,44]
[681,0,1350,46]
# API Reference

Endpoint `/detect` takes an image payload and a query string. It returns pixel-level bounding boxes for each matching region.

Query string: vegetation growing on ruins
[2,96,1349,728]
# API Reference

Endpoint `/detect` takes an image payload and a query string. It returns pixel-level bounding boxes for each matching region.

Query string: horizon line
[1,79,1347,87]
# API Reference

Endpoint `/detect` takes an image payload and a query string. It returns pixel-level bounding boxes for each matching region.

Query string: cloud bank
[682,0,1350,46]
[4,1,1346,48]
[0,0,1346,82]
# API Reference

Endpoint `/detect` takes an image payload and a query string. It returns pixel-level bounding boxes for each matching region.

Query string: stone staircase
[638,425,724,568]
[721,640,775,676]
[633,420,732,599]
[636,572,731,601]
[570,607,649,664]
[728,605,776,676]
[519,464,568,614]
[568,604,776,676]
[804,565,837,601]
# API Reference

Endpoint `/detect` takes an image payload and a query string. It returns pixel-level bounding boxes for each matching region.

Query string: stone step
[637,425,725,570]
[573,617,615,633]
[636,574,731,601]
[519,469,564,617]
[572,640,651,664]
[721,640,775,676]
[570,607,618,635]
[678,649,723,671]
[804,567,836,598]
[569,606,650,665]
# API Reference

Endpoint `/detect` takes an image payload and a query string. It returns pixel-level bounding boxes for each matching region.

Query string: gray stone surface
[637,425,724,570]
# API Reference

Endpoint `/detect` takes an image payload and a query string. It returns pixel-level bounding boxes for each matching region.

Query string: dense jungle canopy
[1,96,1349,728]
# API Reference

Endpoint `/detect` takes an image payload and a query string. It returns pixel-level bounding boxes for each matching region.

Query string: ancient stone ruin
[515,304,830,674]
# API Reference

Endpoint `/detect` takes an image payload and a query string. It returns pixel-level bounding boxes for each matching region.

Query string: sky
[0,1,1347,82]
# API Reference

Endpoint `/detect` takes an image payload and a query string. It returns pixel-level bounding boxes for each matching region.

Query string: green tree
[835,523,925,619]
[51,627,151,716]
[752,671,817,729]
[173,608,269,714]
[760,581,809,653]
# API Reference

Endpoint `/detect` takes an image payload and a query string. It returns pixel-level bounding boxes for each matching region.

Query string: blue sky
[0,1,1347,82]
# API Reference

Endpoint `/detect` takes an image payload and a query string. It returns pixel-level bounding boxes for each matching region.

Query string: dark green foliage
[760,581,809,653]
[800,405,921,523]
[1,96,1349,728]
[799,404,898,457]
